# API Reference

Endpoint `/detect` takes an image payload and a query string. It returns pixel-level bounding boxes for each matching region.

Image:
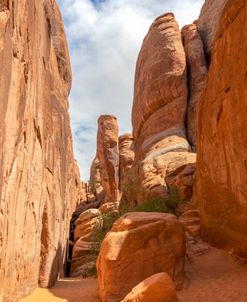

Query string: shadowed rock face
[182,23,208,148]
[119,134,135,189]
[131,13,196,202]
[89,157,105,203]
[0,0,80,300]
[97,115,119,204]
[194,0,247,257]
[197,0,228,62]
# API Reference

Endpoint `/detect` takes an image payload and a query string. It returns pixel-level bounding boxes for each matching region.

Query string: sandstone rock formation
[179,210,200,241]
[121,273,177,302]
[194,0,247,257]
[89,157,105,202]
[71,209,102,276]
[131,13,196,202]
[97,212,185,302]
[197,0,228,61]
[97,115,119,204]
[182,24,207,148]
[119,134,135,189]
[0,1,80,300]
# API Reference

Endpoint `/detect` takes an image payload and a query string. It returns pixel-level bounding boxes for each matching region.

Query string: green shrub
[133,197,168,213]
[92,186,186,256]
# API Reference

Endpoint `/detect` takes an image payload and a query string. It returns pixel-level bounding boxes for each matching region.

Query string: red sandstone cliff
[194,0,247,257]
[0,1,80,300]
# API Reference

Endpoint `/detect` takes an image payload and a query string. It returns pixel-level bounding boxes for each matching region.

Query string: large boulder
[194,0,247,257]
[120,273,177,302]
[97,212,186,302]
[97,115,120,204]
[0,1,80,300]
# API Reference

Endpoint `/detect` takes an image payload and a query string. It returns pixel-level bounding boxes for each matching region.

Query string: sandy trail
[178,247,247,302]
[20,277,99,302]
[21,247,247,302]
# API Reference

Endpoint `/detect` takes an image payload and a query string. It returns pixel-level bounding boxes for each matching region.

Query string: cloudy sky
[57,0,204,180]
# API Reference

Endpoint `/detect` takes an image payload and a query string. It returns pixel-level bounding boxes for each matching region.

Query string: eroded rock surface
[197,0,228,61]
[194,0,247,257]
[119,134,135,188]
[97,115,119,204]
[97,212,186,302]
[71,209,102,276]
[182,24,207,148]
[121,273,177,302]
[89,157,105,203]
[0,1,80,300]
[131,13,196,202]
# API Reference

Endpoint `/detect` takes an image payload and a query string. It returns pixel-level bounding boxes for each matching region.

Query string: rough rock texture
[79,181,88,203]
[0,1,80,300]
[182,24,207,148]
[131,13,196,202]
[119,134,135,189]
[97,115,119,204]
[194,0,247,257]
[71,209,102,276]
[179,210,201,240]
[197,0,228,61]
[89,157,105,202]
[120,273,177,302]
[97,212,186,302]
[165,158,196,202]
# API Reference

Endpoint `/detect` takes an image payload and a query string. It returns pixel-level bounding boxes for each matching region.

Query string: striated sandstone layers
[182,24,207,148]
[0,1,80,300]
[197,0,228,61]
[131,13,196,202]
[194,0,247,256]
[97,115,119,204]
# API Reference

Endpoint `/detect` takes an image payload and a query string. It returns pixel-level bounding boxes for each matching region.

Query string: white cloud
[57,0,204,180]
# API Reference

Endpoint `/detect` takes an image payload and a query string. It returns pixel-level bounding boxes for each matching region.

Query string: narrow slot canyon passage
[0,0,246,301]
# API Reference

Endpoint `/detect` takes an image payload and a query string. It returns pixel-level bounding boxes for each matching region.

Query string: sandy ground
[21,247,247,302]
[20,277,99,302]
[178,247,247,302]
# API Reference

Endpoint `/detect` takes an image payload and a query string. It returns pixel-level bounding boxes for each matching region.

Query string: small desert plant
[91,185,185,256]
[133,197,168,213]
[93,211,120,254]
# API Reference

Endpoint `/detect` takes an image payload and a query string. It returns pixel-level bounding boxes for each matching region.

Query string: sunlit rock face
[0,0,80,300]
[96,115,120,204]
[97,212,186,302]
[131,13,196,203]
[194,0,247,257]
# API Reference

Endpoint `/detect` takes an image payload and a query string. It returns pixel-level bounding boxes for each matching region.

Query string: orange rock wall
[96,115,119,204]
[0,0,80,300]
[194,0,247,256]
